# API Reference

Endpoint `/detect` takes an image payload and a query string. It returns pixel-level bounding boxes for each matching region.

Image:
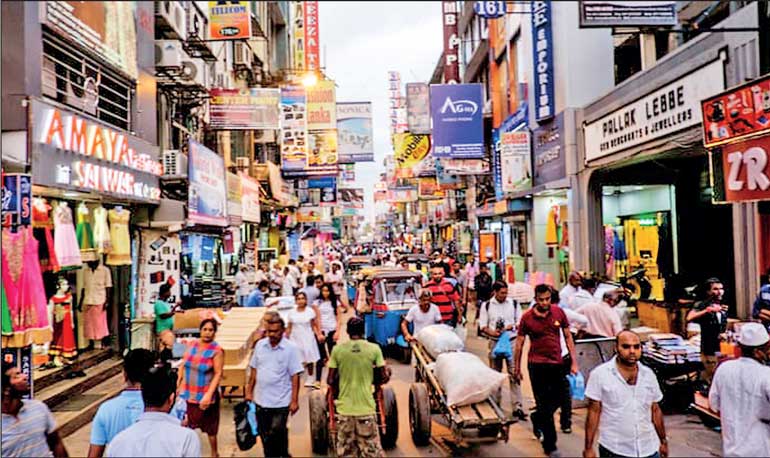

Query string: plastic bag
[492,331,512,359]
[234,400,258,451]
[567,372,585,401]
[454,323,467,344]
[434,352,507,407]
[416,324,464,358]
[170,396,187,421]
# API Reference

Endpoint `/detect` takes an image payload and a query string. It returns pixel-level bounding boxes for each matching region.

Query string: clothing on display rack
[82,262,113,341]
[1,227,53,346]
[49,292,77,360]
[76,203,97,262]
[604,226,615,279]
[92,206,112,254]
[106,208,131,266]
[545,205,559,246]
[2,284,12,336]
[32,199,60,273]
[53,202,83,270]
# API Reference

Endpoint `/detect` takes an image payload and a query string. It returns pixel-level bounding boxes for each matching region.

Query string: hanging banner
[337,102,374,163]
[293,2,305,71]
[307,80,336,130]
[306,129,339,175]
[406,83,431,134]
[308,176,337,206]
[710,135,770,203]
[239,173,261,223]
[441,159,490,175]
[418,177,446,199]
[579,1,677,28]
[701,73,770,148]
[303,1,320,71]
[531,0,555,123]
[209,88,280,130]
[208,1,252,40]
[393,133,432,177]
[297,206,330,223]
[188,140,228,227]
[501,131,532,193]
[436,159,462,190]
[430,84,485,158]
[339,188,364,209]
[441,0,460,84]
[387,187,418,203]
[280,85,308,172]
[226,172,243,225]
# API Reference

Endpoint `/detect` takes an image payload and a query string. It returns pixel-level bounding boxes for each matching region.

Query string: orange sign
[208,1,251,40]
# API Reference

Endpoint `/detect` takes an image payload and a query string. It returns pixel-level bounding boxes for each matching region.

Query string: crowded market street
[3,1,770,458]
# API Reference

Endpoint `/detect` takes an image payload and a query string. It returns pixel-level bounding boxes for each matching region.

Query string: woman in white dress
[286,291,323,388]
[313,283,344,385]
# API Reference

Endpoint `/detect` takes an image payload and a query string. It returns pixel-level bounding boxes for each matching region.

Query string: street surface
[63,306,723,457]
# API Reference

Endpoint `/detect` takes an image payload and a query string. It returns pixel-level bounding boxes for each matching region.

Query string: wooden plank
[457,405,479,423]
[474,401,498,421]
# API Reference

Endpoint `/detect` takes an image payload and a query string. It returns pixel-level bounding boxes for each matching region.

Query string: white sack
[435,352,507,407]
[416,324,464,358]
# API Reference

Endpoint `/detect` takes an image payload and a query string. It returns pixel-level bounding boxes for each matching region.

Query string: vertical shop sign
[1,174,32,228]
[303,1,320,71]
[293,2,305,71]
[441,1,460,84]
[280,85,308,172]
[406,83,431,134]
[307,80,337,130]
[500,131,532,193]
[136,231,181,319]
[208,1,252,40]
[188,140,228,226]
[430,84,485,158]
[337,102,374,163]
[305,129,339,176]
[531,0,555,123]
[226,172,243,226]
[492,128,505,201]
[239,173,261,223]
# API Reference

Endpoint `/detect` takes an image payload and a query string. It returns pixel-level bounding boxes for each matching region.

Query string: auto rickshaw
[344,255,373,302]
[355,267,423,363]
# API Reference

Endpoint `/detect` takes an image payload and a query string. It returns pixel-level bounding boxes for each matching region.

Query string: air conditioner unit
[186,2,207,39]
[235,157,251,169]
[155,1,187,41]
[180,59,207,87]
[233,42,252,68]
[155,40,183,68]
[162,150,188,177]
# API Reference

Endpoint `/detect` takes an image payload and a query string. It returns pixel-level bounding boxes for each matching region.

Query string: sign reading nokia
[30,99,162,203]
[584,60,725,162]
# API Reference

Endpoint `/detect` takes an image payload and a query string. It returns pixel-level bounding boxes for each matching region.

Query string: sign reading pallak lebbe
[30,99,161,203]
[584,59,725,162]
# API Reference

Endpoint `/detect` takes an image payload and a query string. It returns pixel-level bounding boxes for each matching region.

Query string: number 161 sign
[474,1,506,18]
[711,135,770,203]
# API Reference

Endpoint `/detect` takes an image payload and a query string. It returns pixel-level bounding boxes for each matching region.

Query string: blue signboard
[474,1,506,18]
[1,174,32,228]
[430,84,485,159]
[531,0,555,123]
[308,177,336,189]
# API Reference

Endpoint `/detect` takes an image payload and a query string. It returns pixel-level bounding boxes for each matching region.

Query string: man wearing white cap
[708,322,770,457]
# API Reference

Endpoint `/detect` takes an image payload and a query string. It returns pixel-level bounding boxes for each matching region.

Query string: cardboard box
[221,356,250,387]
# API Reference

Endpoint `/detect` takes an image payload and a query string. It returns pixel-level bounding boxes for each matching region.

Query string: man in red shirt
[424,265,461,326]
[514,284,579,458]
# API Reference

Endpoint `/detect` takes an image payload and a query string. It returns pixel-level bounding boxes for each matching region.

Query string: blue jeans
[599,444,660,458]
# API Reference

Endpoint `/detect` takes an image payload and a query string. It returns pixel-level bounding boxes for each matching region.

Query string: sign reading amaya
[584,60,725,162]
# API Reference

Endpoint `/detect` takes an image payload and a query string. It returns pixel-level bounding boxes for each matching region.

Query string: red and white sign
[304,1,320,71]
[717,135,770,203]
[441,1,460,84]
[239,172,261,223]
[702,73,770,148]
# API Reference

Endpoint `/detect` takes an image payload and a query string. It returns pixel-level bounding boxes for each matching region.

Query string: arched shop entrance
[586,153,736,309]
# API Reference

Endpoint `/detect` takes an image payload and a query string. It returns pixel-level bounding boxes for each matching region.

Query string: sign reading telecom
[430,84,485,159]
[30,99,162,203]
[209,1,252,40]
[579,1,677,28]
[337,102,374,163]
[584,59,725,162]
[188,140,228,227]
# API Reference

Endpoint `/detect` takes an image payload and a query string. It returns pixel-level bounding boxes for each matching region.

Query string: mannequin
[79,259,113,350]
[48,276,77,367]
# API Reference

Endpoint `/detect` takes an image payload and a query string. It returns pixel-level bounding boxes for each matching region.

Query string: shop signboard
[710,135,770,203]
[42,1,137,78]
[280,85,308,172]
[136,230,181,319]
[341,163,356,182]
[208,1,251,40]
[303,1,320,71]
[533,113,566,186]
[226,172,242,226]
[29,99,162,203]
[1,174,32,228]
[188,140,228,227]
[293,2,305,71]
[303,129,339,176]
[579,1,677,28]
[307,80,336,130]
[239,173,261,223]
[584,59,725,162]
[2,347,33,398]
[297,206,329,223]
[441,159,490,175]
[492,128,504,201]
[416,155,437,178]
[337,102,374,163]
[387,187,418,203]
[419,177,446,199]
[210,88,280,130]
[531,0,554,123]
[430,84,485,159]
[441,0,460,84]
[701,73,770,148]
[474,1,506,19]
[339,188,364,209]
[267,162,299,207]
[308,176,337,207]
[393,133,432,177]
[501,131,532,193]
[436,160,462,190]
[406,83,431,134]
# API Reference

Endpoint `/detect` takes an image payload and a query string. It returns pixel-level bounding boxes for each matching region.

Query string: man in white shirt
[566,278,598,311]
[559,271,583,306]
[401,290,442,341]
[479,281,526,420]
[577,291,624,339]
[709,322,770,457]
[584,330,668,458]
[235,265,251,306]
[287,260,301,294]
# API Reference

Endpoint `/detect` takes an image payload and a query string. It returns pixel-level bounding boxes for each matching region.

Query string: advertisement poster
[441,159,490,175]
[579,1,677,28]
[500,131,532,193]
[406,83,431,134]
[297,206,330,223]
[208,1,252,40]
[387,187,418,203]
[701,74,770,148]
[136,230,181,319]
[710,135,770,203]
[418,177,445,199]
[210,88,280,130]
[307,80,337,130]
[436,160,462,190]
[306,129,339,175]
[280,85,308,172]
[2,347,33,398]
[430,84,485,159]
[239,173,261,223]
[341,163,356,182]
[226,172,243,225]
[337,102,374,163]
[1,174,31,228]
[308,177,337,206]
[188,140,228,226]
[303,1,320,70]
[531,0,554,123]
[339,188,364,209]
[393,133,431,177]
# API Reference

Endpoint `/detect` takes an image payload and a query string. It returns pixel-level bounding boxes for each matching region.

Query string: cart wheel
[380,386,399,449]
[409,383,432,446]
[309,389,329,455]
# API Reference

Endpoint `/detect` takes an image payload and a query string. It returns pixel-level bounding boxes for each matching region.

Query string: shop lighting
[302,72,318,87]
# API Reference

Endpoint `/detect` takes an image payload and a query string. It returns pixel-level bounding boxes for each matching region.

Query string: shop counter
[637,300,692,336]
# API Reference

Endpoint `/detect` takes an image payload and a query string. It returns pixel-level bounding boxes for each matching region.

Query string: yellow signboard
[393,133,431,176]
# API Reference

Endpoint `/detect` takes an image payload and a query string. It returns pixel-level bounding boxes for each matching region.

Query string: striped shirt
[1,399,56,458]
[424,279,460,325]
[180,341,222,403]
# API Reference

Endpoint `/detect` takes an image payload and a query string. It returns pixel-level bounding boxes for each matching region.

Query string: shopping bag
[492,331,512,359]
[234,400,258,451]
[567,372,585,401]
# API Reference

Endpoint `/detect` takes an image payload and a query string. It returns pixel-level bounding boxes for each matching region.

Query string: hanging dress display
[53,202,83,269]
[49,292,77,360]
[32,199,60,273]
[1,228,52,346]
[604,226,615,279]
[76,203,97,262]
[545,205,559,246]
[92,206,112,254]
[106,208,131,266]
[2,284,12,336]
